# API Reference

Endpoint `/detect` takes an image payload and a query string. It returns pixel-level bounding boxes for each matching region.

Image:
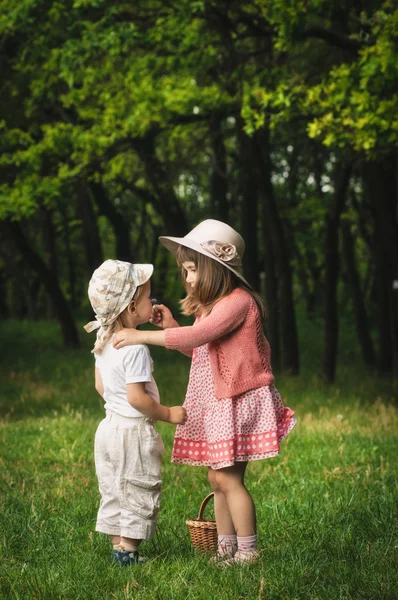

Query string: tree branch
[303,26,360,55]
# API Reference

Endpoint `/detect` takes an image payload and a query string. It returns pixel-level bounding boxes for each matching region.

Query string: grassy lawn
[0,319,397,600]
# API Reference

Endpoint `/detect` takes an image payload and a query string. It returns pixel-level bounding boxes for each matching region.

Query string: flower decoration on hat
[201,240,241,266]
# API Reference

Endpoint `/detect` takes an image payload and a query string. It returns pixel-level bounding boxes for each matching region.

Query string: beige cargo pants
[94,411,164,541]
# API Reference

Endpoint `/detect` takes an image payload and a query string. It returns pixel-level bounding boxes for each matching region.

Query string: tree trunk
[9,275,28,318]
[285,223,317,319]
[41,207,58,318]
[262,222,281,371]
[90,183,133,261]
[27,277,42,320]
[0,268,10,318]
[132,134,188,235]
[210,117,229,222]
[135,197,150,264]
[341,220,376,369]
[322,163,351,382]
[364,156,398,375]
[253,128,299,374]
[59,204,78,310]
[3,221,80,348]
[76,185,104,276]
[237,122,260,291]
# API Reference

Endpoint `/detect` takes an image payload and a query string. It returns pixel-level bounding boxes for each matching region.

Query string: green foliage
[1,0,396,220]
[246,1,398,155]
[307,8,398,153]
[1,0,237,218]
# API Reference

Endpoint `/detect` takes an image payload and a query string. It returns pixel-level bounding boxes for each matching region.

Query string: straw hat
[84,260,153,352]
[159,219,250,287]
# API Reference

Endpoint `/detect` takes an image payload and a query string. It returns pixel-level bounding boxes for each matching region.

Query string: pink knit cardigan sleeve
[164,291,250,350]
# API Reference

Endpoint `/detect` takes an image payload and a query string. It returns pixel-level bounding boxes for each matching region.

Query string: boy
[84,260,186,565]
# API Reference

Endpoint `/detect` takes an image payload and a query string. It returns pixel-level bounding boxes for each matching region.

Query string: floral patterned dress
[171,343,297,470]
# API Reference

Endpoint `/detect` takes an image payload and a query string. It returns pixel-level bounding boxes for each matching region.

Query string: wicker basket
[186,493,218,553]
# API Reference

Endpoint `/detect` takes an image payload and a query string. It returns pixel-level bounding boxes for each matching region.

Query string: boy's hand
[113,328,141,349]
[168,406,187,425]
[150,304,177,329]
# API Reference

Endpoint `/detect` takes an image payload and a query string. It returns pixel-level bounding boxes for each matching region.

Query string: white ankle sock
[237,534,257,553]
[217,534,238,556]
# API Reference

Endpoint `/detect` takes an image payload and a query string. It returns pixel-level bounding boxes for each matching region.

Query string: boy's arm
[150,304,192,357]
[95,367,104,397]
[127,383,186,424]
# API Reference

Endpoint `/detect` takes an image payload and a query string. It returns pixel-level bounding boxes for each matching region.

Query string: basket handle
[197,492,215,520]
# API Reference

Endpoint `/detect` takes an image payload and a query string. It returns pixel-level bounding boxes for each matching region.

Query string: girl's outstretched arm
[164,290,251,350]
[113,303,177,349]
[114,328,166,349]
[114,290,251,350]
[150,304,193,358]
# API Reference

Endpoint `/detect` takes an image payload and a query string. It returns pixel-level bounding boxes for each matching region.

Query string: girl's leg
[208,467,237,559]
[214,462,258,564]
[214,462,256,537]
[208,467,235,534]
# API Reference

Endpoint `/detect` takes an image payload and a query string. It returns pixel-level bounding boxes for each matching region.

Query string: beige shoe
[209,547,237,564]
[221,550,259,566]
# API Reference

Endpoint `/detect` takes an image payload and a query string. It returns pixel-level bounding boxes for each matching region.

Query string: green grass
[0,318,397,599]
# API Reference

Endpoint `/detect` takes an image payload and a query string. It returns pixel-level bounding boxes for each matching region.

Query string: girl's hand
[113,328,141,349]
[150,304,177,329]
[168,406,187,425]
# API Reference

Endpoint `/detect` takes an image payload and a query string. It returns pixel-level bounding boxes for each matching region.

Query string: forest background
[0,1,397,598]
[0,0,397,382]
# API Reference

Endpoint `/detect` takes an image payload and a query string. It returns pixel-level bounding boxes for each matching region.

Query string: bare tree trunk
[135,197,150,263]
[341,220,376,368]
[210,116,229,222]
[0,268,10,318]
[262,221,281,371]
[90,183,132,261]
[322,163,351,382]
[3,221,80,348]
[253,129,299,374]
[76,185,104,276]
[59,203,78,310]
[132,133,188,235]
[40,207,58,318]
[238,122,260,291]
[285,223,316,319]
[0,247,29,317]
[27,277,42,320]
[364,156,398,375]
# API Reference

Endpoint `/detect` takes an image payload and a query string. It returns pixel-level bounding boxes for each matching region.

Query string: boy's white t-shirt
[95,338,160,418]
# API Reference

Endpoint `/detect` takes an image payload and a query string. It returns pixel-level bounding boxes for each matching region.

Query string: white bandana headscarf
[84,260,153,353]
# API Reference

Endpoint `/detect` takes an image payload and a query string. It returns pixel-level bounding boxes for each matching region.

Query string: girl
[113,220,297,565]
[84,259,186,566]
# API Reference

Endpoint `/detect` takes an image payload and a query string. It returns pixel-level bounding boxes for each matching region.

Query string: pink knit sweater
[164,288,274,399]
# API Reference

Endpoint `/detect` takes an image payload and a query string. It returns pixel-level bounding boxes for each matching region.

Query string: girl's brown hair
[176,246,267,321]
